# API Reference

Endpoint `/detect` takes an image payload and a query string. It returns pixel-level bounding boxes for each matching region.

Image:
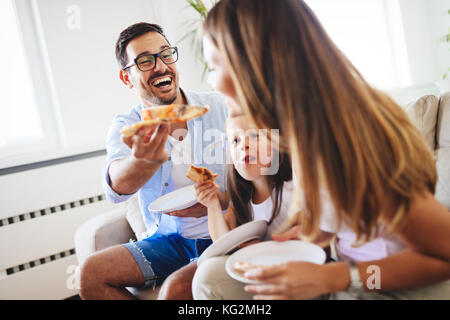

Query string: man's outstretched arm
[109,123,169,195]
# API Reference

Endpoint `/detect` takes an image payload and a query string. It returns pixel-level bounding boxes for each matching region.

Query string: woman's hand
[243,261,348,300]
[271,225,302,241]
[194,182,220,209]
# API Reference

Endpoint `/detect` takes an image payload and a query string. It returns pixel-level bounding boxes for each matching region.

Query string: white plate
[225,240,326,284]
[148,184,198,213]
[197,220,268,266]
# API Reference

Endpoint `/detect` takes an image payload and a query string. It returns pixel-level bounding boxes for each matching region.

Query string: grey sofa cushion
[125,195,147,241]
[435,147,450,210]
[404,95,439,151]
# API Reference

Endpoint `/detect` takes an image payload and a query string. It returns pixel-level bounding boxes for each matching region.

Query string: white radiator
[0,155,115,299]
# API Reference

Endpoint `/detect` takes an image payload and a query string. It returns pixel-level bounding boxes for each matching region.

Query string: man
[79,22,228,299]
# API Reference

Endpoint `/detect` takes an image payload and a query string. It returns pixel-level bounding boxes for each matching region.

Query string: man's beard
[144,72,179,105]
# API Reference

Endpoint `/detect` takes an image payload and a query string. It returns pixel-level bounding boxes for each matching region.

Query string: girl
[191,112,295,299]
[196,113,292,241]
[201,0,450,299]
[157,110,296,300]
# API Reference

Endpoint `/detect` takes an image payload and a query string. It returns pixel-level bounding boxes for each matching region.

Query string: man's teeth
[152,77,172,86]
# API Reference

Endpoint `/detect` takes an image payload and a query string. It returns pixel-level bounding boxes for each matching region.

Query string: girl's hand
[243,261,346,300]
[194,182,220,208]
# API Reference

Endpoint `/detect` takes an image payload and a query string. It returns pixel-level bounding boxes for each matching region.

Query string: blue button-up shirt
[103,90,229,239]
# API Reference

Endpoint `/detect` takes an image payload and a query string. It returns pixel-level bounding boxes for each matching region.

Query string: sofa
[74,90,450,300]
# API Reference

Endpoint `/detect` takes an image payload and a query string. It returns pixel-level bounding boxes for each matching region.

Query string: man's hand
[166,202,208,218]
[121,123,170,164]
[109,123,170,195]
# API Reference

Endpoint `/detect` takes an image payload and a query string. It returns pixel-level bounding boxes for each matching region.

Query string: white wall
[428,0,450,82]
[398,0,450,86]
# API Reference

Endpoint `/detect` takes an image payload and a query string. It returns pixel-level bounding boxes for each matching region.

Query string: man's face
[123,32,180,106]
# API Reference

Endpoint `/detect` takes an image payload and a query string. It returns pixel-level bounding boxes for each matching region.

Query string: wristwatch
[347,261,364,296]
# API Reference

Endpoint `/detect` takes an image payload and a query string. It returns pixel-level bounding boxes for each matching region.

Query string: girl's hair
[204,0,437,243]
[227,153,292,227]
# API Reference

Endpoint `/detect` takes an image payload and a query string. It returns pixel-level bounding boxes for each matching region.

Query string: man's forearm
[108,157,162,195]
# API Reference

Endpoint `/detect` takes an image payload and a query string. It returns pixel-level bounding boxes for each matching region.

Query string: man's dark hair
[115,22,170,69]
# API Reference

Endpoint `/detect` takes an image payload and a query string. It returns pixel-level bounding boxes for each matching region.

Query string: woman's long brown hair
[204,0,437,244]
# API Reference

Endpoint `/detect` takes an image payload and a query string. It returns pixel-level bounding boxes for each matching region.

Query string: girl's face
[227,115,272,181]
[203,36,241,116]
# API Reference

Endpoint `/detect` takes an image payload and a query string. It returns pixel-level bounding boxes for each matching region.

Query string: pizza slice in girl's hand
[121,104,209,137]
[186,165,219,188]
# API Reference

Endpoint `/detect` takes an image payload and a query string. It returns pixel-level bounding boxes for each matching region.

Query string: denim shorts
[123,233,212,288]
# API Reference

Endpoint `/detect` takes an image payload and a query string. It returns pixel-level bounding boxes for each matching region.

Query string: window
[0,0,161,169]
[0,1,42,149]
[305,0,411,89]
[0,0,59,167]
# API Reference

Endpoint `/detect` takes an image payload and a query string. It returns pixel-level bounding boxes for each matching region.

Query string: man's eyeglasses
[123,47,178,72]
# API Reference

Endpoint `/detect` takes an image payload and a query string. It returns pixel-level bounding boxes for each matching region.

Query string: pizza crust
[121,104,209,137]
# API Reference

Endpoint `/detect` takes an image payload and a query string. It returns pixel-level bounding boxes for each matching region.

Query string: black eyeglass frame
[123,46,179,72]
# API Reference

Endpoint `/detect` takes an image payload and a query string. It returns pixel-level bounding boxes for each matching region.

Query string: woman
[199,0,450,299]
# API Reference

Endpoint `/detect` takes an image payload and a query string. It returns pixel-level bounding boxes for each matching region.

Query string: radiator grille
[1,249,77,279]
[0,194,105,228]
[0,193,108,279]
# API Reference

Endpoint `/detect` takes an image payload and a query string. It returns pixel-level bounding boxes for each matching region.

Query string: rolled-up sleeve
[102,108,141,203]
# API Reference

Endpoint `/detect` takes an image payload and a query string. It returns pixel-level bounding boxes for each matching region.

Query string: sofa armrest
[74,206,136,266]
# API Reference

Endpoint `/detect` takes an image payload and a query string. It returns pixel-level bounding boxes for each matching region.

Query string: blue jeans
[123,233,212,287]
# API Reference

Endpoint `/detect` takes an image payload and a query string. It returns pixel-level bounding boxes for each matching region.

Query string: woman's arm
[384,192,450,262]
[350,248,450,292]
[243,247,450,299]
[244,193,450,299]
[324,191,450,292]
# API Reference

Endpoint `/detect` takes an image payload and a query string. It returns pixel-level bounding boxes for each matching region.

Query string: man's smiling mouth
[151,76,173,88]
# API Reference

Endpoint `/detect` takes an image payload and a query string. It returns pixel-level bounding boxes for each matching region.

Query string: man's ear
[119,69,133,88]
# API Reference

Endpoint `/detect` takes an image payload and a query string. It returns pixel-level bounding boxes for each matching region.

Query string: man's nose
[153,56,168,73]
